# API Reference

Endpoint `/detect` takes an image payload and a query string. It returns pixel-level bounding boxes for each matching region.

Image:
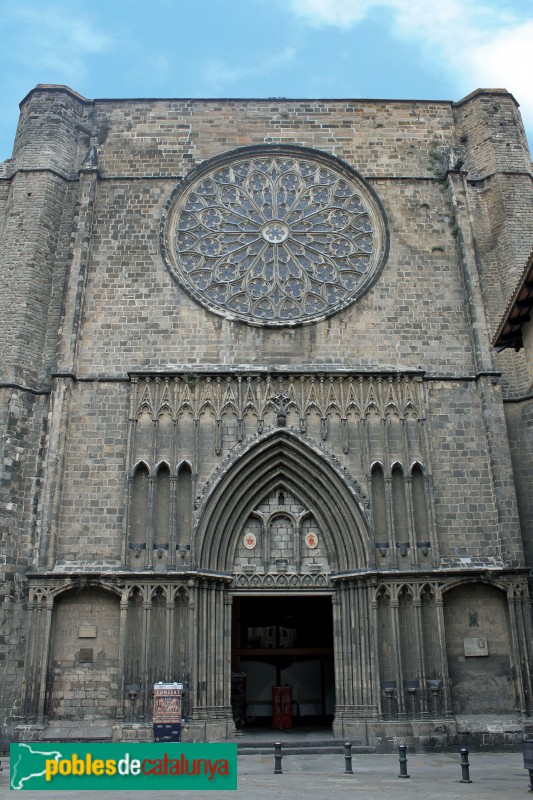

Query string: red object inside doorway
[272,685,292,729]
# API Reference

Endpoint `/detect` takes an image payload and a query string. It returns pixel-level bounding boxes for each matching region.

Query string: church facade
[1,85,533,748]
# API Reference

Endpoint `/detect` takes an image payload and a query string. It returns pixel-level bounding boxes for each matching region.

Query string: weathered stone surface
[1,85,532,748]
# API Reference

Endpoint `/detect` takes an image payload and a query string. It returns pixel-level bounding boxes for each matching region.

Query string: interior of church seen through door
[231,595,335,729]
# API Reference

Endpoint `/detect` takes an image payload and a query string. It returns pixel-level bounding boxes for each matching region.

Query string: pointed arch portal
[191,429,375,734]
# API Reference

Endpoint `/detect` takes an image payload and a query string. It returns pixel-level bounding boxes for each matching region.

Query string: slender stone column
[413,596,428,717]
[332,592,344,709]
[384,477,397,566]
[197,581,208,711]
[22,591,42,721]
[342,583,354,705]
[520,592,533,713]
[116,595,129,720]
[141,595,152,720]
[214,582,225,708]
[207,582,216,707]
[169,477,177,568]
[359,582,373,708]
[39,379,73,568]
[166,596,174,681]
[146,477,156,568]
[506,590,527,715]
[367,474,377,568]
[37,597,54,723]
[390,596,405,717]
[360,415,369,476]
[352,582,363,705]
[371,594,383,719]
[435,594,452,718]
[404,476,418,566]
[515,591,532,713]
[123,477,134,567]
[187,581,197,717]
[223,592,233,709]
[122,379,138,567]
[419,419,440,563]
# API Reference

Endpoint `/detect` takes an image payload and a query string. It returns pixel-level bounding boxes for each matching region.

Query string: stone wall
[48,589,120,720]
[1,85,532,741]
[443,583,514,715]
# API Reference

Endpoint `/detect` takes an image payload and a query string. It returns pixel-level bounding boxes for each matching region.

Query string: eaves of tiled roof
[492,248,533,351]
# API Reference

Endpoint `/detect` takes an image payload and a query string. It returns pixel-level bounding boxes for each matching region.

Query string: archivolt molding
[195,425,368,516]
[194,426,371,572]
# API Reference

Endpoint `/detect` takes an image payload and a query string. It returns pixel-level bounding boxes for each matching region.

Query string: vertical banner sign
[153,682,183,743]
[153,682,183,723]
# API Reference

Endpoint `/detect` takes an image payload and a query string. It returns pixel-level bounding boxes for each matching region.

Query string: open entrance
[231,595,334,730]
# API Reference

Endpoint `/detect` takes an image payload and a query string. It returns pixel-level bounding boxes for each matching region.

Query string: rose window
[161,147,388,326]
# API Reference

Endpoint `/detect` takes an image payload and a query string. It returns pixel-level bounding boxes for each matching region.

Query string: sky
[1,0,533,162]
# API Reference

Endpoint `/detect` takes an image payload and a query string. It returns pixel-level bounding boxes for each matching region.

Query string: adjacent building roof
[492,248,533,351]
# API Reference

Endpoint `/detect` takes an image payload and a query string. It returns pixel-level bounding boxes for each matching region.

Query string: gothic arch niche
[154,463,171,549]
[48,587,120,721]
[376,585,403,719]
[443,582,515,715]
[124,585,192,722]
[371,462,388,542]
[150,587,167,685]
[131,462,149,548]
[176,462,192,551]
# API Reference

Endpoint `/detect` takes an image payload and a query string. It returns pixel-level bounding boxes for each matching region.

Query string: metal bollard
[274,741,283,774]
[344,741,353,774]
[460,748,472,783]
[398,744,410,778]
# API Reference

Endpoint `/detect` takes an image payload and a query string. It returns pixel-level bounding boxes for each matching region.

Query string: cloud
[287,0,533,130]
[458,20,533,127]
[5,4,112,81]
[202,46,297,89]
[289,0,375,26]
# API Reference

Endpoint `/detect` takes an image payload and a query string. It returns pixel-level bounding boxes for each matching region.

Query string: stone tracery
[162,148,388,325]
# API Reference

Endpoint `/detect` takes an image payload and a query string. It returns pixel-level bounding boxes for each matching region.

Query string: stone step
[238,744,377,755]
[236,739,376,755]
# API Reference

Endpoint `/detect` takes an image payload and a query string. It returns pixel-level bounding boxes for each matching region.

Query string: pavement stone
[0,752,529,799]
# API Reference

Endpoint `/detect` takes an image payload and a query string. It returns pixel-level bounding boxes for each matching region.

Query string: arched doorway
[190,428,373,738]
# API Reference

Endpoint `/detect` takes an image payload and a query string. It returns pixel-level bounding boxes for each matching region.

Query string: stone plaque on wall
[78,625,97,638]
[464,637,489,657]
[79,648,94,663]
